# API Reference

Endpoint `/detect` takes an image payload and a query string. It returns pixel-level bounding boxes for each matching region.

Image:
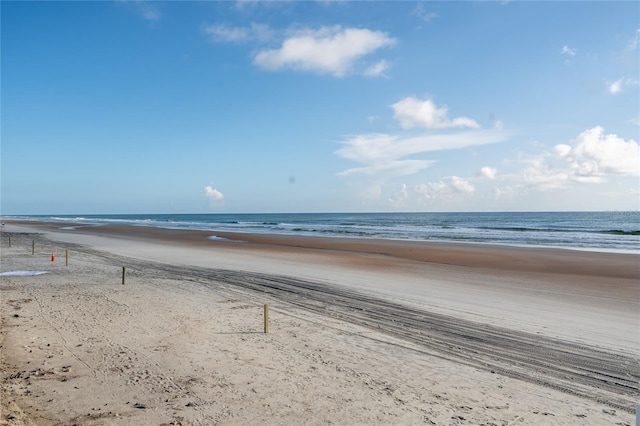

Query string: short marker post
[65,249,68,266]
[122,267,126,285]
[264,304,269,334]
[32,240,35,255]
[8,236,10,248]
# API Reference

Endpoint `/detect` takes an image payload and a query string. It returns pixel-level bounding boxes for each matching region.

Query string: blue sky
[2,1,639,214]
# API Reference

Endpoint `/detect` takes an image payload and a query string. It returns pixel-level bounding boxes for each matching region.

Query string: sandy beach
[1,220,638,425]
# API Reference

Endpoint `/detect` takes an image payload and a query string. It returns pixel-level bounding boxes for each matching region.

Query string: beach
[1,220,638,425]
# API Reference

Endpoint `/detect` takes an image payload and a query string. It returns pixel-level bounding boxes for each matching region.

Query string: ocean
[11,211,639,253]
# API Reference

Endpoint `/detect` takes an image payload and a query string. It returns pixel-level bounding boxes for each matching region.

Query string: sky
[1,1,639,214]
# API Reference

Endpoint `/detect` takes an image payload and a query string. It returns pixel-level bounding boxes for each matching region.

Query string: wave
[476,226,566,233]
[602,230,640,236]
[476,226,639,236]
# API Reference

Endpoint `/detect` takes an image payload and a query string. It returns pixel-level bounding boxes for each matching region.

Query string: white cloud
[204,185,225,205]
[449,176,475,193]
[555,126,639,177]
[337,133,397,164]
[414,176,475,200]
[506,127,639,194]
[253,26,396,77]
[554,144,571,157]
[203,23,273,43]
[479,166,497,179]
[336,95,509,179]
[336,130,509,166]
[607,78,639,94]
[520,156,579,190]
[608,79,623,94]
[391,97,480,130]
[337,159,436,177]
[364,60,391,77]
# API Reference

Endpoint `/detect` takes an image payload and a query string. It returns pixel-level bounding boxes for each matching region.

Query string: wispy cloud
[235,0,259,12]
[233,0,284,12]
[560,45,576,64]
[253,26,396,77]
[119,0,161,21]
[628,28,640,51]
[412,2,438,23]
[364,60,391,78]
[203,23,274,44]
[607,78,639,94]
[337,130,508,166]
[337,159,437,177]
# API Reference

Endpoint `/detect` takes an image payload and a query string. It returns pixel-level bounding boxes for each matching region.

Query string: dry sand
[1,220,638,425]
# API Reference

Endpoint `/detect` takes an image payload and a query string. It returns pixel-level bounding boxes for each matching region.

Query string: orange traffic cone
[51,250,55,262]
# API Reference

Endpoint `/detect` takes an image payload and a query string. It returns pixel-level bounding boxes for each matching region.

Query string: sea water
[11,211,640,253]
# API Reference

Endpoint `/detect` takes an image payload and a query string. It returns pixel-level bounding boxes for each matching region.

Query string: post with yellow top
[264,304,269,334]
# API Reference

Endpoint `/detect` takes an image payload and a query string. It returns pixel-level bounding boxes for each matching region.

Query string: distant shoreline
[3,213,639,255]
[4,218,639,281]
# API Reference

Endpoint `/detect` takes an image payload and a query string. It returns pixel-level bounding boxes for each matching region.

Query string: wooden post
[65,249,68,266]
[264,304,269,334]
[32,240,35,255]
[122,267,125,285]
[8,236,10,248]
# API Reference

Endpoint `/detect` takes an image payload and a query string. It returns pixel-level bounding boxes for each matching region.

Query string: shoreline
[1,221,638,424]
[4,219,640,281]
[4,214,639,255]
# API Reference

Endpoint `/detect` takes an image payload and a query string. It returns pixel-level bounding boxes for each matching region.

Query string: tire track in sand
[48,239,640,414]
